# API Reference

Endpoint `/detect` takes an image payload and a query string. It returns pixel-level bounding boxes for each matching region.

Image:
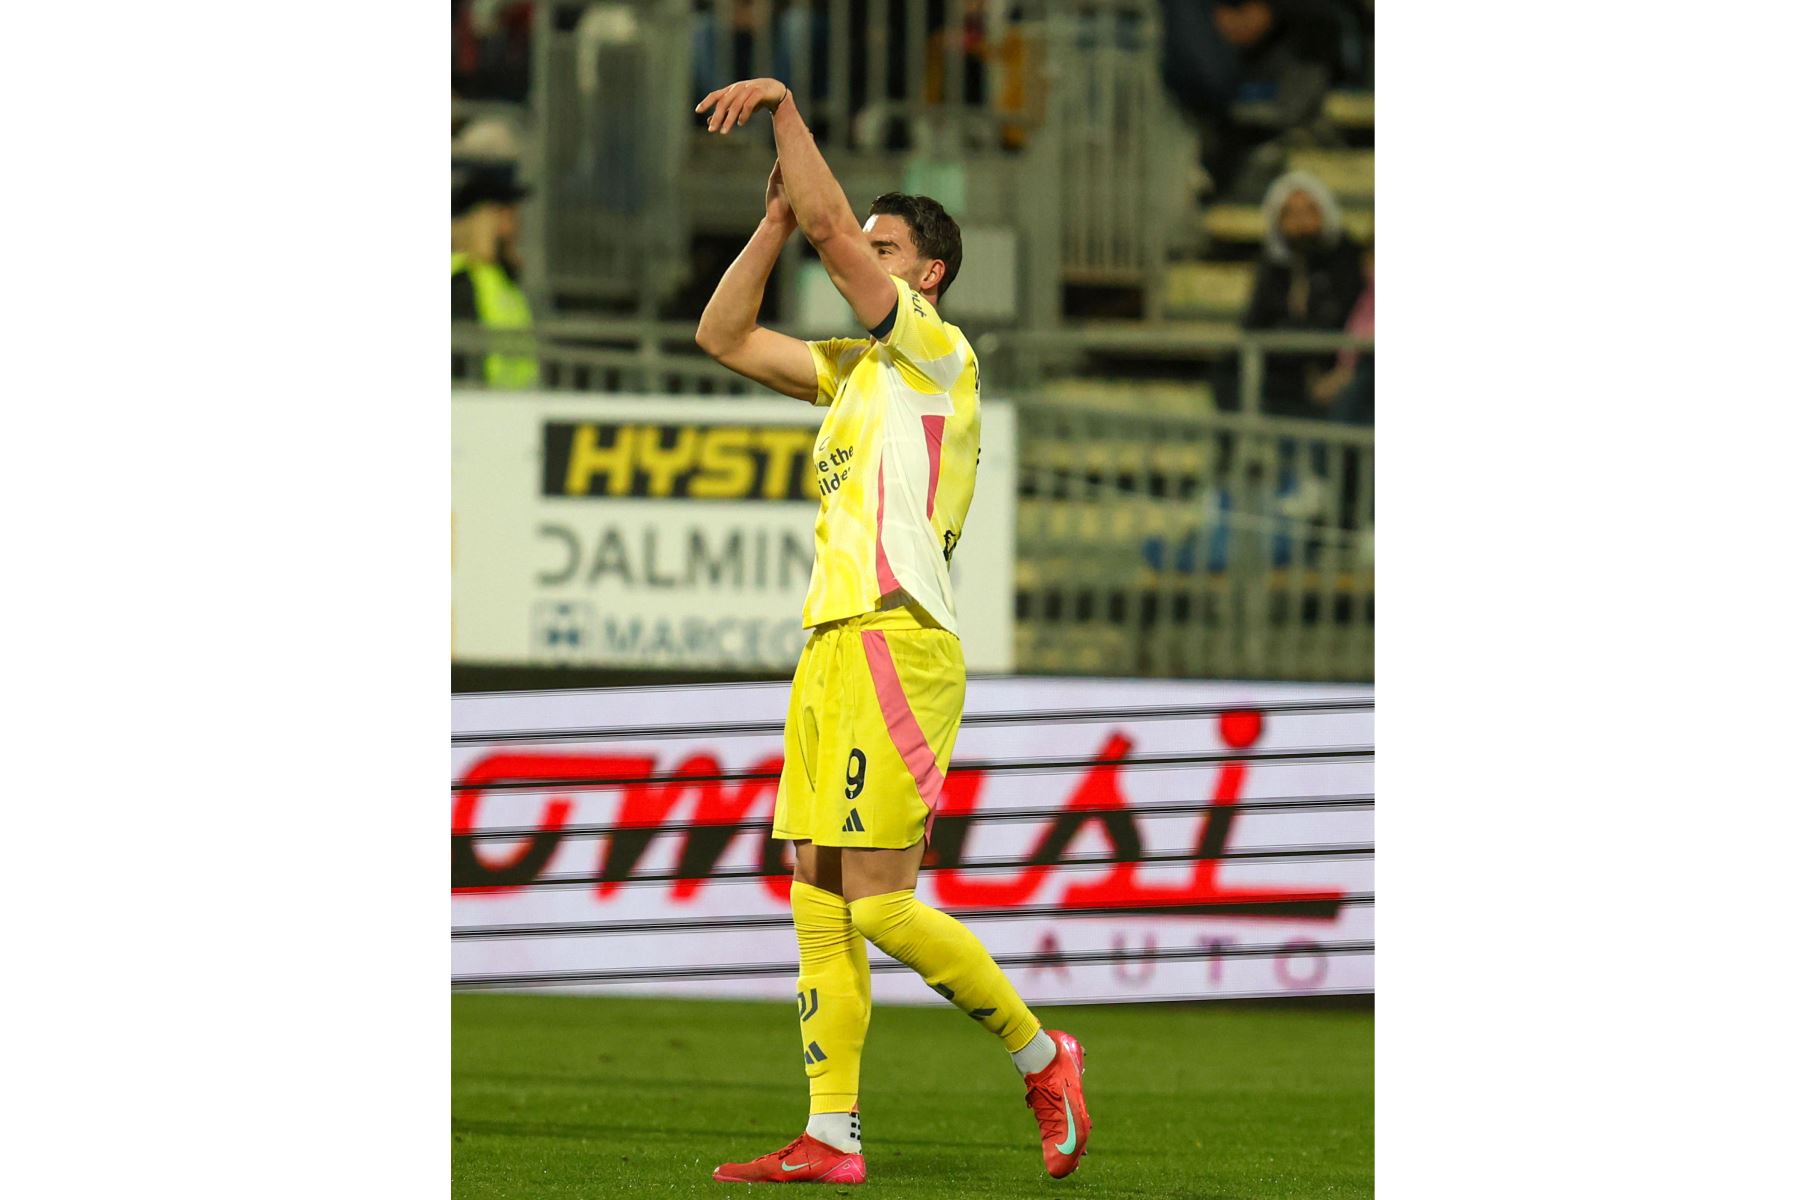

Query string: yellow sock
[848,888,1043,1054]
[791,880,872,1116]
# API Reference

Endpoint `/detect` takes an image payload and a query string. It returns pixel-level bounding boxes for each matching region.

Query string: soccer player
[692,77,1092,1185]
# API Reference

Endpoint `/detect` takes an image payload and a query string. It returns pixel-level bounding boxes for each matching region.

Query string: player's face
[863,213,938,296]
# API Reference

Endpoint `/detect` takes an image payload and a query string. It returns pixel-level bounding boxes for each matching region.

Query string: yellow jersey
[802,275,981,634]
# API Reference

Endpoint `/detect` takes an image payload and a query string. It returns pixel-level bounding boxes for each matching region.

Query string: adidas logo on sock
[841,809,866,832]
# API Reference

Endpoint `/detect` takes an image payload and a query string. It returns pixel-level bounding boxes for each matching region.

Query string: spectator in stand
[1157,0,1346,200]
[452,0,534,104]
[1310,243,1373,424]
[1240,170,1363,418]
[923,0,1036,150]
[451,166,538,388]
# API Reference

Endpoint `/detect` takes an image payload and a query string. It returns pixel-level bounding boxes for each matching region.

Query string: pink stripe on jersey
[921,415,945,519]
[874,459,900,596]
[860,628,947,837]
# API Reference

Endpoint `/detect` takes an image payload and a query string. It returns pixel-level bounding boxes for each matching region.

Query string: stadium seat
[1201,204,1266,247]
[1163,262,1256,320]
[1036,377,1195,419]
[1287,149,1374,205]
[1234,87,1373,137]
[1153,383,1217,417]
[1148,437,1210,483]
[1071,627,1135,672]
[1204,203,1374,247]
[1323,90,1375,131]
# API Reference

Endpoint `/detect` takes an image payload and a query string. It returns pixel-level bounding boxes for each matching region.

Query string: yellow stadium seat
[1202,204,1265,245]
[1288,149,1374,204]
[1323,91,1375,129]
[1164,261,1256,319]
[1205,197,1374,247]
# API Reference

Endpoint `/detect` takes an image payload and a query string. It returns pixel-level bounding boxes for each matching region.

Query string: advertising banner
[452,393,1017,673]
[452,677,1373,1005]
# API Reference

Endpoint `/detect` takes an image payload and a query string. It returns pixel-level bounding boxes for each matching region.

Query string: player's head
[863,193,962,304]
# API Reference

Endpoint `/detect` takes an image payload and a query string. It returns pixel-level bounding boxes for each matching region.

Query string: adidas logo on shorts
[841,809,866,833]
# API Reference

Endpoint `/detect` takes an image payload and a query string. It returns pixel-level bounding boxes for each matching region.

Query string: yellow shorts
[772,603,966,849]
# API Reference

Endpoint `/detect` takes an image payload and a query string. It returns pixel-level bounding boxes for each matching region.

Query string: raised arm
[696,78,897,332]
[693,164,819,402]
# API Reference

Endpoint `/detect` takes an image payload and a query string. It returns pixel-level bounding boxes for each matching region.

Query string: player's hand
[695,78,789,135]
[765,162,796,230]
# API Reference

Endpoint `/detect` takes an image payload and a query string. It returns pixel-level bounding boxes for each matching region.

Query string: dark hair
[867,192,963,300]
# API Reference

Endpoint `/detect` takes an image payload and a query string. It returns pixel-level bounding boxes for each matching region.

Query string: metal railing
[455,320,1375,412]
[1003,328,1374,681]
[453,318,758,394]
[981,326,1376,414]
[451,322,1374,683]
[519,0,1184,323]
[529,0,693,310]
[1014,398,1373,683]
[1040,1,1189,305]
[685,0,1046,154]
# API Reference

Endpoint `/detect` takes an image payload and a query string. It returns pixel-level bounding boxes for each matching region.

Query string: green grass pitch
[453,993,1372,1198]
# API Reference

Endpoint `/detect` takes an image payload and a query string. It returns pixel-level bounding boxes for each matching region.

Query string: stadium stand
[451,0,1374,684]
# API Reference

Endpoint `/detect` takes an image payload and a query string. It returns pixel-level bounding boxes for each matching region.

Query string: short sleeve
[875,275,966,394]
[805,337,867,407]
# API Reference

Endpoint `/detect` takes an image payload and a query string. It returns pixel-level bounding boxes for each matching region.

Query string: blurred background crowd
[452,0,1375,685]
